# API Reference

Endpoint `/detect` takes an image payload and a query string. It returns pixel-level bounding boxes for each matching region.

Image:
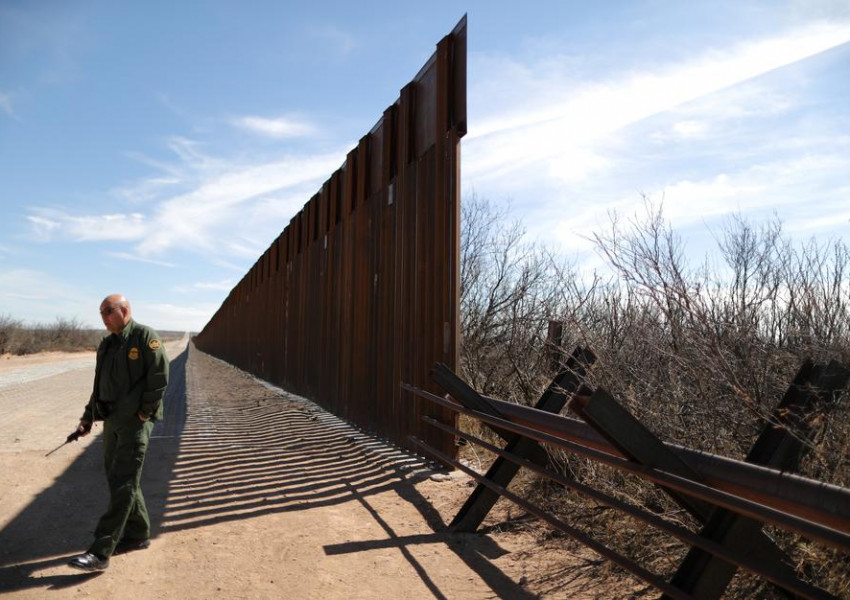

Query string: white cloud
[784,206,850,234]
[165,136,224,173]
[138,149,343,258]
[789,0,850,20]
[193,279,235,291]
[0,268,92,325]
[27,210,148,242]
[647,81,794,144]
[1,290,49,301]
[671,120,709,139]
[646,153,850,230]
[678,81,795,123]
[0,263,218,330]
[0,91,15,118]
[26,215,61,241]
[208,257,249,272]
[660,174,766,224]
[26,135,348,263]
[233,115,316,138]
[107,252,176,267]
[173,279,234,294]
[138,301,218,333]
[545,150,850,255]
[111,175,181,204]
[545,147,610,184]
[466,21,850,186]
[66,213,148,241]
[0,269,50,299]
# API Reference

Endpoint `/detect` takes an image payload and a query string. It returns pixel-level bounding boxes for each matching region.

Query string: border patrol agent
[68,294,169,572]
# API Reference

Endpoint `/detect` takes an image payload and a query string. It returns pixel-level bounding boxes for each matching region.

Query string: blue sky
[1,1,849,333]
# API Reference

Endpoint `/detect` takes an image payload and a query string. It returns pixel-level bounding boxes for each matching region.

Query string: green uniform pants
[89,417,154,558]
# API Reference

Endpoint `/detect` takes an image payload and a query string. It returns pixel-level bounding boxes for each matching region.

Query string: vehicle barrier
[406,350,850,599]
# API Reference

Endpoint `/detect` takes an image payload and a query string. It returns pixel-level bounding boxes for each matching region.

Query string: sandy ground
[0,337,642,599]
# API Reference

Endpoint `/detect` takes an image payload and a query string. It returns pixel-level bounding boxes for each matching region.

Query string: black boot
[68,552,109,572]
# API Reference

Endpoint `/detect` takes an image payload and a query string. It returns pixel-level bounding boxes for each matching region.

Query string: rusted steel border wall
[194,17,467,458]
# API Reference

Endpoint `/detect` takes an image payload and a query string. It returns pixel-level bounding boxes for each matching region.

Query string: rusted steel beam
[438,347,594,532]
[404,384,850,553]
[430,363,508,423]
[748,359,850,469]
[571,389,715,521]
[422,417,837,600]
[668,359,850,600]
[409,435,697,600]
[572,388,800,600]
[469,391,850,535]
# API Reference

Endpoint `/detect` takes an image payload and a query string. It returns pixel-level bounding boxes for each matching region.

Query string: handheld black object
[45,427,86,457]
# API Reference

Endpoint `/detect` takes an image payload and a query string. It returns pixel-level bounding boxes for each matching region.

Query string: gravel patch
[0,355,95,391]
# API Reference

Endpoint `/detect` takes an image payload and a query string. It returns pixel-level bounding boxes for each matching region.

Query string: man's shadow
[0,347,187,594]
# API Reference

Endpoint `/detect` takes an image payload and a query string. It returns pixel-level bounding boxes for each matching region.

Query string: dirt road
[0,338,634,599]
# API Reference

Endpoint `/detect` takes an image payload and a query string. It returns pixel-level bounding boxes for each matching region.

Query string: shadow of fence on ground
[1,345,534,599]
[160,349,535,600]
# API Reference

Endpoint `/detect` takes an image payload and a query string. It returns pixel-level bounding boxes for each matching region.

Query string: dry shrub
[0,315,102,355]
[459,196,850,598]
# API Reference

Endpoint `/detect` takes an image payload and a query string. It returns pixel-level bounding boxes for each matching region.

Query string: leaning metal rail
[415,416,833,600]
[405,382,849,599]
[403,383,850,553]
[477,392,850,533]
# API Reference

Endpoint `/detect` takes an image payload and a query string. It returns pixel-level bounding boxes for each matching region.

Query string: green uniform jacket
[82,320,169,423]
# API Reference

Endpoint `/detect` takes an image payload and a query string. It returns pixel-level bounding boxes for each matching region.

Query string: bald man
[68,294,169,572]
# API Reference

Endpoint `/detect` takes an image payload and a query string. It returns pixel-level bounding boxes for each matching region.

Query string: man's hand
[77,420,92,437]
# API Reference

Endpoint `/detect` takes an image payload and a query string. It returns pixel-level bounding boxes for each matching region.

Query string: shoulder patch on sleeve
[148,339,161,350]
